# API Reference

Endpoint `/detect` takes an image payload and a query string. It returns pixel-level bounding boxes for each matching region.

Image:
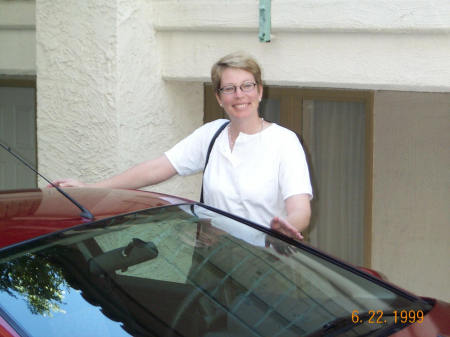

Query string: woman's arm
[52,154,177,189]
[285,194,311,233]
[270,194,311,241]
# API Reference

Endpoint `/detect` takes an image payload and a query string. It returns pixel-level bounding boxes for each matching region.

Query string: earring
[219,103,223,107]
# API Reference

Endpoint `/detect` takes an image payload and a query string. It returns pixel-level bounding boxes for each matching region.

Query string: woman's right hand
[48,179,87,188]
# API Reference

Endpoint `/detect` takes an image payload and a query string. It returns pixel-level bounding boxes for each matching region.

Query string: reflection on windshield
[0,204,431,337]
[0,253,67,316]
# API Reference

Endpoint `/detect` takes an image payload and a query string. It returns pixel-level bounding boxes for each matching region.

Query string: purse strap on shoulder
[200,121,230,203]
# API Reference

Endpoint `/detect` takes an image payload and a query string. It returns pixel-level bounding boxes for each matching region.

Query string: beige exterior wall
[155,0,450,92]
[3,0,446,301]
[154,0,450,300]
[36,0,203,200]
[373,91,450,301]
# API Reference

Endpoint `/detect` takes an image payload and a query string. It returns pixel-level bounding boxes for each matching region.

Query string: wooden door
[204,84,373,267]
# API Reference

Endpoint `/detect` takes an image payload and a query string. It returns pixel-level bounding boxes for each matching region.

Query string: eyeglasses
[218,81,257,95]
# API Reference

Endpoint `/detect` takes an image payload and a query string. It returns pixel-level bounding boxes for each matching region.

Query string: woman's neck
[229,116,264,135]
[228,116,265,151]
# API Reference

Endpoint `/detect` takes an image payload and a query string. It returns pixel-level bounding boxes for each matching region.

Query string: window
[0,78,37,190]
[204,85,373,266]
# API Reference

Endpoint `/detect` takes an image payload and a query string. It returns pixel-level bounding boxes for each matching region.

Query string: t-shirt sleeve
[165,120,226,176]
[279,131,313,200]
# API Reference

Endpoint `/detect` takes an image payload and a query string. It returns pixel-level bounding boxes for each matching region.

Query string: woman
[53,52,312,244]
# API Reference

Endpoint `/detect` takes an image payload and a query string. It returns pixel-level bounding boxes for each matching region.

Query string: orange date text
[351,310,424,324]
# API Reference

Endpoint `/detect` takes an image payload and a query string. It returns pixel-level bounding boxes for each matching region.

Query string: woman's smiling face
[216,68,263,121]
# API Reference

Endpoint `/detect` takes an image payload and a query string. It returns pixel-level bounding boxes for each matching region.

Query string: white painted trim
[0,68,36,76]
[162,76,449,93]
[0,1,35,29]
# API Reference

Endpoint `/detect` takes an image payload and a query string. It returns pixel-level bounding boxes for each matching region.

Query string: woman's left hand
[265,217,303,255]
[270,216,304,241]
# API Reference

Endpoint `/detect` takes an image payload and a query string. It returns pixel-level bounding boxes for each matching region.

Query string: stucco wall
[155,0,450,92]
[0,0,35,75]
[36,0,203,200]
[154,0,450,301]
[372,91,450,301]
[34,0,449,302]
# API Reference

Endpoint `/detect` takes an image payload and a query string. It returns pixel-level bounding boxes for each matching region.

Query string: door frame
[204,84,374,267]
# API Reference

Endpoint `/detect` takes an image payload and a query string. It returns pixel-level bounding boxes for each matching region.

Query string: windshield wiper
[0,141,94,221]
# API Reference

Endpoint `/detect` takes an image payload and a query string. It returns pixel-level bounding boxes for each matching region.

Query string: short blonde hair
[211,52,262,93]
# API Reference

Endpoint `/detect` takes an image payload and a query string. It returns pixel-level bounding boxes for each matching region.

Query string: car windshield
[0,204,431,337]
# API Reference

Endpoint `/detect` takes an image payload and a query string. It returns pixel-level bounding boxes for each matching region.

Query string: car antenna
[0,141,94,221]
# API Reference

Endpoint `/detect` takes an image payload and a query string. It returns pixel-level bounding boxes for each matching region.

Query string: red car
[0,187,449,337]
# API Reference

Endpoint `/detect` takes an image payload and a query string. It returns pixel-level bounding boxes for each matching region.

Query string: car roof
[0,187,193,249]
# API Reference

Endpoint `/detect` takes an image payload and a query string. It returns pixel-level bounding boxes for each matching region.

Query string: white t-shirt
[165,119,312,245]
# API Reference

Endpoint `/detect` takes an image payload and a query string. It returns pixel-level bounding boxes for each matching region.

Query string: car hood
[0,187,191,249]
[394,298,450,336]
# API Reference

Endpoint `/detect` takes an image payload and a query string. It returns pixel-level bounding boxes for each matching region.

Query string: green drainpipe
[259,0,271,42]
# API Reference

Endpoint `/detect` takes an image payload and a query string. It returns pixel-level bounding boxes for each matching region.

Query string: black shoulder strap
[200,121,230,203]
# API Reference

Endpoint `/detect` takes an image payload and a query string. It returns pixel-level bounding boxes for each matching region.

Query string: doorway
[204,85,373,266]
